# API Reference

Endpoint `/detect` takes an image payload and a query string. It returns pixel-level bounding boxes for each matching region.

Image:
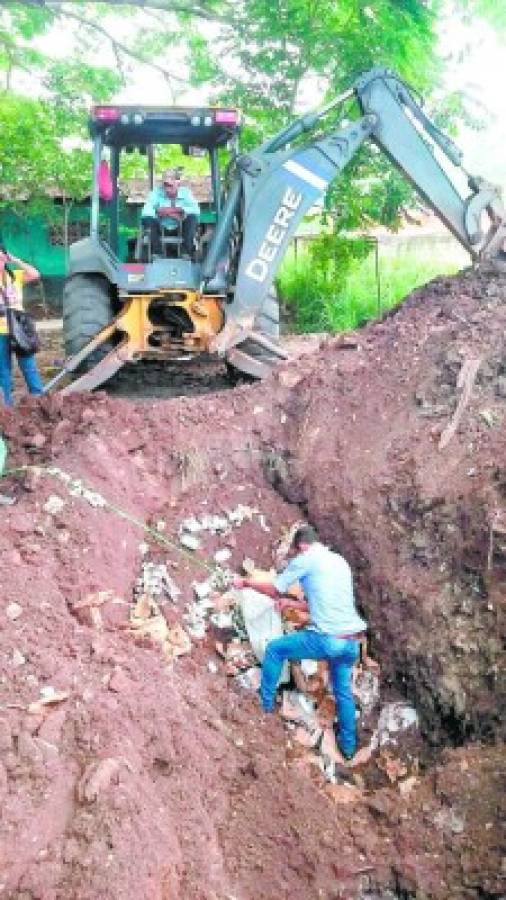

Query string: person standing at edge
[0,246,44,405]
[141,168,200,258]
[234,525,368,764]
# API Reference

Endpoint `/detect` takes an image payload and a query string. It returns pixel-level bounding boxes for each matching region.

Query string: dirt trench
[0,266,504,898]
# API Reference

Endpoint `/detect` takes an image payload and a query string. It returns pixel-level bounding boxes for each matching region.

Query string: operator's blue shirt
[141,185,200,230]
[274,542,367,636]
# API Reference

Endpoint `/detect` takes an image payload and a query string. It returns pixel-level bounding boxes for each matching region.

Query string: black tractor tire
[226,286,281,382]
[63,274,114,371]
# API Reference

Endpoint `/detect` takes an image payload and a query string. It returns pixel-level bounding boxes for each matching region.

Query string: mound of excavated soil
[0,266,504,898]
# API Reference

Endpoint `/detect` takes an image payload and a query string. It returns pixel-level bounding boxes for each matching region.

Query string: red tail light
[214,109,238,125]
[92,106,121,122]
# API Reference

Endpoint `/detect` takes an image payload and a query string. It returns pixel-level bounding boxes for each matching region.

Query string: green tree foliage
[198,0,445,292]
[0,0,501,255]
[0,5,124,211]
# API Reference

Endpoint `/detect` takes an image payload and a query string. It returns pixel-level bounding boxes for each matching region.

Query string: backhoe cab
[55,103,271,393]
[49,68,506,394]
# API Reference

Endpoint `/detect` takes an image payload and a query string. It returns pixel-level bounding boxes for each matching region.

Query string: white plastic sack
[238,588,290,683]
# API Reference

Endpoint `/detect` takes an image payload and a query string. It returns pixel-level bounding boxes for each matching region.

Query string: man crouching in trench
[234,525,369,765]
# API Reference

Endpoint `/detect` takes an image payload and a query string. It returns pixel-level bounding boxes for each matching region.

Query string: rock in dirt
[77,757,121,803]
[108,666,134,694]
[325,783,364,804]
[5,601,23,621]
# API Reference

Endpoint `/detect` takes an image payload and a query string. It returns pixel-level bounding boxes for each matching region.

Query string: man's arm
[233,577,279,600]
[179,187,200,217]
[233,576,308,614]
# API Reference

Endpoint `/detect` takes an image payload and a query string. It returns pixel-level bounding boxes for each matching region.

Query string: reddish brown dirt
[0,266,504,898]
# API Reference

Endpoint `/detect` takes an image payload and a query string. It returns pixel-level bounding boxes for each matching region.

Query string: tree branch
[53,7,188,84]
[14,0,232,23]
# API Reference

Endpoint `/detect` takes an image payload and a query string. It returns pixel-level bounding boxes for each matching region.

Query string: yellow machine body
[57,290,225,394]
[116,289,224,354]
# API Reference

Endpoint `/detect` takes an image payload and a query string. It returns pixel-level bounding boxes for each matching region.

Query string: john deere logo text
[245,186,302,283]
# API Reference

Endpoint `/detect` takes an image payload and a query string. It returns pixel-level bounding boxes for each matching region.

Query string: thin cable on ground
[3,464,216,574]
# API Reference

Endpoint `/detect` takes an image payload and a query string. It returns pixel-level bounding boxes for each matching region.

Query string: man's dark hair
[292,525,318,549]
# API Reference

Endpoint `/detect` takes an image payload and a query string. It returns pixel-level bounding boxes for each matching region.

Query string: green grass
[277,244,463,333]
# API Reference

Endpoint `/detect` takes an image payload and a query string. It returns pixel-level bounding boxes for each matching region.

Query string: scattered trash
[0,493,15,506]
[210,611,234,629]
[223,641,257,675]
[479,408,499,428]
[184,602,209,639]
[28,688,70,715]
[214,547,232,564]
[179,533,201,551]
[235,666,261,691]
[135,561,181,602]
[353,668,380,716]
[281,691,317,727]
[212,592,235,613]
[370,702,419,749]
[207,660,218,674]
[258,514,270,532]
[5,602,23,621]
[11,649,26,667]
[180,516,203,534]
[227,504,257,526]
[433,807,465,835]
[163,624,192,661]
[130,594,191,663]
[43,494,66,515]
[230,602,249,640]
[193,580,212,601]
[293,724,323,749]
[67,477,107,508]
[211,567,234,592]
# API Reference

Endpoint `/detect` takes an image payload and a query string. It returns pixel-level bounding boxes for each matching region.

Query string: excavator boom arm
[213,67,505,355]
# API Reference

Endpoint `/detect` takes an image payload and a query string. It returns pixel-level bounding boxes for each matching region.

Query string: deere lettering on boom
[46,67,506,393]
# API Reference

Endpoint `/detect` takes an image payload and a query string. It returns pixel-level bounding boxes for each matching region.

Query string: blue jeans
[261,629,360,757]
[0,334,44,405]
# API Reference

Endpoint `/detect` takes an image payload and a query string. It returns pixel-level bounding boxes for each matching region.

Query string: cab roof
[89,105,240,149]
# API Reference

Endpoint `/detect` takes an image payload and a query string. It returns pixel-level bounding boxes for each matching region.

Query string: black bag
[7,309,40,357]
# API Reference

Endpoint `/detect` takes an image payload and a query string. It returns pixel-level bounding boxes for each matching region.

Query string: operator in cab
[141,169,200,259]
